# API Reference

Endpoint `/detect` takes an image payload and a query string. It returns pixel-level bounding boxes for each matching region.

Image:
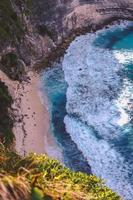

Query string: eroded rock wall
[31,0,133,38]
[0,0,133,70]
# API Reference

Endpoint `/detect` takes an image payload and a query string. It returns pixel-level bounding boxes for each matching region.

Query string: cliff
[0,1,132,199]
[0,0,133,74]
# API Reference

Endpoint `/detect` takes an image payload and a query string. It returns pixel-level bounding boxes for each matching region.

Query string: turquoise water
[113,32,133,50]
[93,24,133,49]
[110,33,133,176]
[42,22,133,199]
[94,25,133,164]
[42,63,91,173]
[96,26,133,183]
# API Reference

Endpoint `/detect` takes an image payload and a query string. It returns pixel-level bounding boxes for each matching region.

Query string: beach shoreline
[0,69,62,160]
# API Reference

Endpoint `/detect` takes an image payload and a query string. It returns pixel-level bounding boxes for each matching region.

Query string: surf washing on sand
[42,21,133,200]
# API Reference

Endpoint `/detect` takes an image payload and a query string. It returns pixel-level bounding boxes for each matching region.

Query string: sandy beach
[0,70,62,160]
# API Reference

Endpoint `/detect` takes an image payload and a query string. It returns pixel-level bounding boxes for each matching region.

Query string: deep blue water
[42,22,133,199]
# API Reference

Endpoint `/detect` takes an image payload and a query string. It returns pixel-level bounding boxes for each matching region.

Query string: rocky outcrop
[0,0,133,72]
[30,0,133,40]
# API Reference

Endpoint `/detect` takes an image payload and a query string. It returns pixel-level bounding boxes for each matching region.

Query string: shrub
[0,144,121,200]
[0,0,24,42]
[0,53,25,81]
[0,81,14,146]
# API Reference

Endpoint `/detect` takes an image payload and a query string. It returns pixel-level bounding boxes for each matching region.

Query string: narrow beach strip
[0,70,62,160]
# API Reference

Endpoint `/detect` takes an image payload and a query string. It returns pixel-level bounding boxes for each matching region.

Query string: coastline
[0,69,62,160]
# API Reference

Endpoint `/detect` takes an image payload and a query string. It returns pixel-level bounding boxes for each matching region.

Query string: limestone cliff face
[0,0,133,71]
[30,0,133,40]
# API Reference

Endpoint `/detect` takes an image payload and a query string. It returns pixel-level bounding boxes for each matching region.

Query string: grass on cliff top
[0,144,120,200]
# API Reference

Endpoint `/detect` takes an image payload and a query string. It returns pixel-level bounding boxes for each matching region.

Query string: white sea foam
[63,33,123,140]
[114,50,133,64]
[62,22,133,199]
[64,116,133,199]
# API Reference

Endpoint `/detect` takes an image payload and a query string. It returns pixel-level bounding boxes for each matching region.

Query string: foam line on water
[62,21,133,199]
[63,32,123,140]
[64,115,133,199]
[41,64,92,173]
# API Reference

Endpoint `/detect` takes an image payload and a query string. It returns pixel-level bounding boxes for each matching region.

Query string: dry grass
[0,144,121,200]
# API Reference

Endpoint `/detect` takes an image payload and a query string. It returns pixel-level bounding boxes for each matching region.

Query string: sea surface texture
[42,63,91,174]
[43,21,133,200]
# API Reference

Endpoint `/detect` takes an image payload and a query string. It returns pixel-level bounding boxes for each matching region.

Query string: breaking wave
[63,21,133,199]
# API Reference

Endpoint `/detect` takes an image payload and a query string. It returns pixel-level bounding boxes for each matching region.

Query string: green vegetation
[0,0,24,42]
[0,81,14,147]
[26,0,33,9]
[0,52,26,81]
[0,144,120,200]
[37,25,53,39]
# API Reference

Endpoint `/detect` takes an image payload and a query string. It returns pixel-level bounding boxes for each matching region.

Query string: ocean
[42,21,133,200]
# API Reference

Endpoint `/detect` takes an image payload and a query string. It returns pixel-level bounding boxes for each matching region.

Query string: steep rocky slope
[0,0,133,73]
